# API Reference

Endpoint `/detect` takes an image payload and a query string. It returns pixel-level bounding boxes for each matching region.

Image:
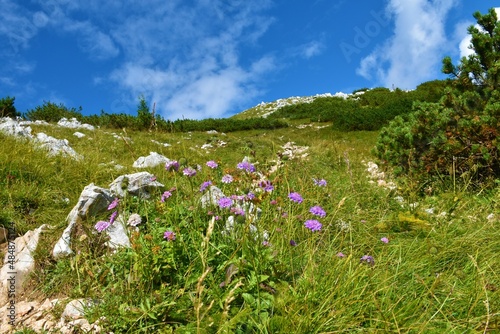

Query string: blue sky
[0,1,495,120]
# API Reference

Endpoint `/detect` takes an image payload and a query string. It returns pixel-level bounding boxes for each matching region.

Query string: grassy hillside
[1,117,499,332]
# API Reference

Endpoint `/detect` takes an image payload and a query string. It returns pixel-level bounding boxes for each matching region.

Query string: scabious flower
[260,180,274,192]
[360,255,375,266]
[183,167,197,177]
[218,197,233,209]
[95,221,111,232]
[165,160,180,172]
[221,174,233,184]
[237,161,256,172]
[304,219,322,232]
[161,191,172,202]
[246,192,255,201]
[163,230,176,241]
[199,181,212,192]
[380,237,389,244]
[127,213,142,227]
[109,211,118,224]
[108,198,119,210]
[288,192,303,203]
[313,178,327,187]
[309,205,326,218]
[206,160,218,169]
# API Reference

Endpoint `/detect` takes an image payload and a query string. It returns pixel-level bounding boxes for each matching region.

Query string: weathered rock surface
[0,225,49,306]
[132,151,170,168]
[109,171,164,198]
[53,184,114,259]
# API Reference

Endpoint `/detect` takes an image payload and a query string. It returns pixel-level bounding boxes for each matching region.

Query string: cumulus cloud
[457,7,500,59]
[356,0,457,89]
[104,0,276,120]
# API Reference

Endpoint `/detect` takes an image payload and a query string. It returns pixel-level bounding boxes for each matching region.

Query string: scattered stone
[73,131,86,138]
[35,132,83,160]
[57,117,95,131]
[151,139,171,147]
[200,186,226,208]
[132,152,170,168]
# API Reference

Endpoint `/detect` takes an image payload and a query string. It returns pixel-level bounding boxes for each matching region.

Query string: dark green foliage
[136,96,154,130]
[268,81,449,131]
[24,101,83,122]
[169,117,288,132]
[375,8,500,191]
[0,96,20,118]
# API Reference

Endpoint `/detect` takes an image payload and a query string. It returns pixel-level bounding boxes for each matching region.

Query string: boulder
[53,184,114,259]
[132,152,170,168]
[109,172,164,198]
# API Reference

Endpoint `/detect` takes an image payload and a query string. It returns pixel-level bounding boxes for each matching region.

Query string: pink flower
[381,237,389,244]
[163,230,176,241]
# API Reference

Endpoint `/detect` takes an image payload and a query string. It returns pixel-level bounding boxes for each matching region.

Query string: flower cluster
[236,161,255,172]
[288,192,303,203]
[165,160,180,172]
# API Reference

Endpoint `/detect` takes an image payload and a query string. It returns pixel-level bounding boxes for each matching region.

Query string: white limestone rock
[109,172,164,199]
[132,152,170,168]
[53,184,114,259]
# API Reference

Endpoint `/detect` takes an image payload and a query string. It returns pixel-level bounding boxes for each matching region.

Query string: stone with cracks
[200,186,226,208]
[0,117,33,138]
[109,172,164,198]
[53,184,114,259]
[0,224,49,306]
[132,151,171,168]
[35,132,83,160]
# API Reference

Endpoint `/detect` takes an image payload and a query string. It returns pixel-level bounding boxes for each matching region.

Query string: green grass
[1,120,499,333]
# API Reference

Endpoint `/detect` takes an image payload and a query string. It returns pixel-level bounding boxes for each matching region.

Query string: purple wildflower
[336,252,345,258]
[109,211,118,224]
[290,239,297,246]
[150,176,157,182]
[221,174,234,184]
[165,160,180,172]
[236,161,256,172]
[309,206,326,218]
[206,160,218,169]
[288,192,303,203]
[200,181,212,192]
[260,180,274,192]
[127,213,142,227]
[231,207,245,216]
[108,198,119,211]
[313,178,327,187]
[360,255,375,266]
[163,230,176,241]
[161,191,172,202]
[183,167,197,177]
[246,192,255,201]
[218,197,233,209]
[304,219,322,232]
[95,221,111,233]
[380,237,389,244]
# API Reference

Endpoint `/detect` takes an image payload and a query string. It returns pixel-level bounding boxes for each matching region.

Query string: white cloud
[356,0,457,89]
[457,7,500,59]
[104,0,276,120]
